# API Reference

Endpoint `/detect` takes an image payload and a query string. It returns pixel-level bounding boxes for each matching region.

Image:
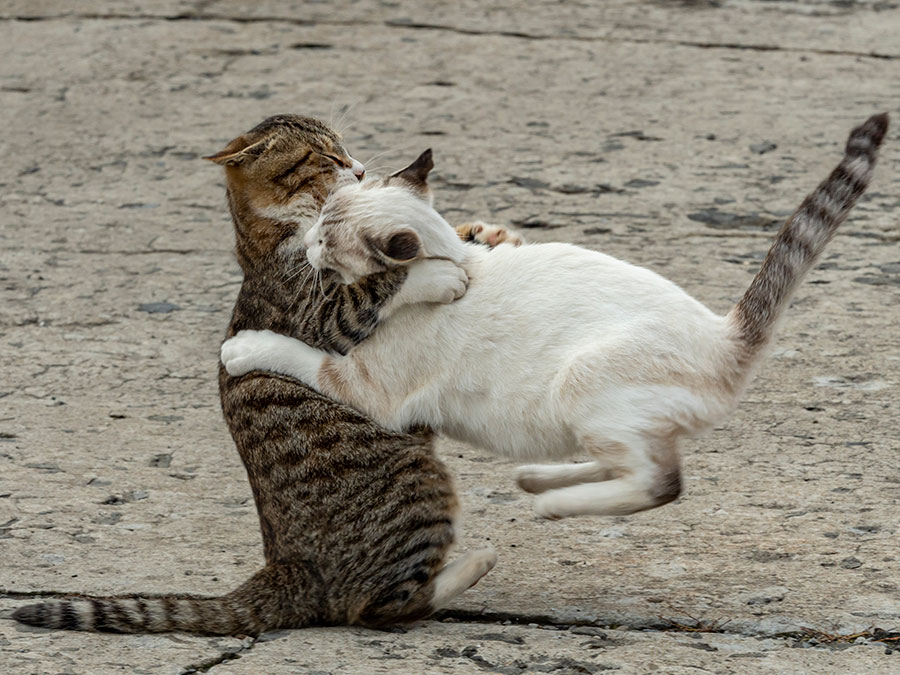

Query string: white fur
[223,182,751,518]
[430,548,498,609]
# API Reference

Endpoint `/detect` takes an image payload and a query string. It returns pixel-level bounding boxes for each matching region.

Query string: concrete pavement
[2,1,899,672]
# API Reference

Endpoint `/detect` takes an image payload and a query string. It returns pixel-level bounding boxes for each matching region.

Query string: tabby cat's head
[206,115,364,269]
[303,149,465,284]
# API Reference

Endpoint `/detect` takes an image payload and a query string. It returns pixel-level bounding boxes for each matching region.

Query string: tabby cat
[221,114,888,520]
[13,115,496,634]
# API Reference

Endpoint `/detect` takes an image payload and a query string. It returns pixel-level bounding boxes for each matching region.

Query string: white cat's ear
[389,149,433,197]
[204,135,273,166]
[370,228,423,264]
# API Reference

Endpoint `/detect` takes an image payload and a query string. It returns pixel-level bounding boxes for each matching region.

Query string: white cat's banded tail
[729,113,889,361]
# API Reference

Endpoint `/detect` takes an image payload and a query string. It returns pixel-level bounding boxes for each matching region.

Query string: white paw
[220,329,286,377]
[533,493,567,521]
[469,547,499,583]
[419,258,469,304]
[440,263,469,303]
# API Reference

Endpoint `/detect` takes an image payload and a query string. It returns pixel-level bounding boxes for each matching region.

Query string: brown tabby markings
[13,115,488,635]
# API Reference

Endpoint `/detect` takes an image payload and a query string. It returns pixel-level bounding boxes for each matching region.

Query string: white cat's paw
[441,263,469,303]
[220,329,285,377]
[533,493,568,521]
[417,258,469,304]
[456,221,525,248]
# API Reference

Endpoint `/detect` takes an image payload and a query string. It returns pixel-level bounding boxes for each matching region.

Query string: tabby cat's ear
[389,149,433,196]
[203,135,273,166]
[370,229,423,264]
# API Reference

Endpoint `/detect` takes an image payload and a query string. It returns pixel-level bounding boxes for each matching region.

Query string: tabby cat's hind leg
[515,461,615,495]
[429,548,497,609]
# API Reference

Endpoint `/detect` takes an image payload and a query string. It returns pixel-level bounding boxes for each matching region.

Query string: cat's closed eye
[322,153,347,167]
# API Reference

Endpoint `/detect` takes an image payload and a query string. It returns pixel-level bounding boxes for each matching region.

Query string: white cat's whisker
[291,265,317,306]
[283,260,312,283]
[316,269,328,300]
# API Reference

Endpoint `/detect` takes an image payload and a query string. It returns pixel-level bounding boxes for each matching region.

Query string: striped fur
[13,567,292,634]
[13,116,484,635]
[730,113,889,354]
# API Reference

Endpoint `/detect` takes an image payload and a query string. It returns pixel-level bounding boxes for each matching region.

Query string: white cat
[222,115,888,519]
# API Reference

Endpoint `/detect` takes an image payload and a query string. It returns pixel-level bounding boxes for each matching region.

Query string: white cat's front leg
[221,329,327,390]
[378,258,468,321]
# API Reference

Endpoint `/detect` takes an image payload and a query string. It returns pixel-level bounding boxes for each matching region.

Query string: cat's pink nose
[351,158,366,181]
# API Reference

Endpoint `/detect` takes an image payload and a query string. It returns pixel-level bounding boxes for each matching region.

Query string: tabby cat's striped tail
[729,113,889,355]
[11,565,303,635]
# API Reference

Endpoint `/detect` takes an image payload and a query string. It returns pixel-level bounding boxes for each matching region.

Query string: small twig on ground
[659,604,733,633]
[799,626,900,644]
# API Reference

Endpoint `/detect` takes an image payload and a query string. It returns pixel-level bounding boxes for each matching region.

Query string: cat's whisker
[363,145,423,175]
[284,259,312,284]
[363,146,403,166]
[290,271,311,309]
[300,266,318,301]
[361,164,391,177]
[301,263,315,286]
[283,260,306,277]
[337,120,358,137]
[333,103,357,137]
[315,269,325,299]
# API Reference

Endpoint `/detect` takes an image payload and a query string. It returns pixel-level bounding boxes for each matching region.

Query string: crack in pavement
[180,637,257,674]
[1,13,896,61]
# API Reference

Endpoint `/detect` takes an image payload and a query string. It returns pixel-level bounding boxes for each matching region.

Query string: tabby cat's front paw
[456,222,525,248]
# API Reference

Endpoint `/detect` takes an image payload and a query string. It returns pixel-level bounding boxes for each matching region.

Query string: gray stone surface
[1,1,899,672]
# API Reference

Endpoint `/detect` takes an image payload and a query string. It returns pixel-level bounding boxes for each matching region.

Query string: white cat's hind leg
[429,548,498,609]
[515,461,615,495]
[533,436,682,519]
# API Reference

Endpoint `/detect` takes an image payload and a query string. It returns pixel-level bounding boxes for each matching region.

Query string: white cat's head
[303,150,466,284]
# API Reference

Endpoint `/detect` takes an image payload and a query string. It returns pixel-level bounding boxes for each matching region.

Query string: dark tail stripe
[60,601,80,630]
[162,596,178,632]
[91,598,110,631]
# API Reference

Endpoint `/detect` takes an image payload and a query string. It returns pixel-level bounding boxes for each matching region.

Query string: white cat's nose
[350,158,365,181]
[304,229,315,248]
